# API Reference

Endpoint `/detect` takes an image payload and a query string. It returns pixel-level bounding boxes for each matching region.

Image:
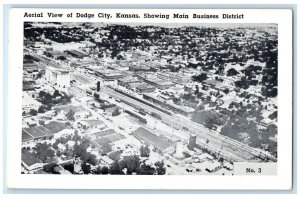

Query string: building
[44,50,67,60]
[131,127,173,153]
[68,86,86,99]
[84,130,126,150]
[143,93,195,116]
[157,72,191,85]
[143,77,174,90]
[65,50,87,59]
[202,79,220,90]
[23,77,35,91]
[21,148,43,171]
[23,63,39,73]
[95,69,124,81]
[118,77,141,88]
[136,84,156,93]
[77,120,106,130]
[45,66,70,88]
[129,64,151,72]
[22,121,70,143]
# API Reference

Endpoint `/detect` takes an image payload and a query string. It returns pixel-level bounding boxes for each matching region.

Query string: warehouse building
[45,66,70,88]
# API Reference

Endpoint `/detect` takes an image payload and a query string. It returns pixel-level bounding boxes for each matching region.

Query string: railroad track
[103,87,277,162]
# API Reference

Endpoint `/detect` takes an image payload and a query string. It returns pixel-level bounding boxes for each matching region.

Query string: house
[78,120,106,130]
[21,148,43,171]
[205,161,222,173]
[104,106,120,116]
[57,143,66,151]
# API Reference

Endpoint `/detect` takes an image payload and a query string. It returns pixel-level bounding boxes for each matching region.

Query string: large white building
[45,66,70,88]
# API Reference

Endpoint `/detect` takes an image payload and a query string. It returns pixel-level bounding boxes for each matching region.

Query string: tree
[154,161,166,175]
[227,68,239,76]
[66,109,75,121]
[138,163,155,175]
[53,90,61,98]
[112,108,121,117]
[119,155,140,174]
[81,163,91,174]
[100,142,112,155]
[33,142,55,162]
[268,111,278,120]
[72,131,81,142]
[101,166,109,174]
[194,85,199,95]
[109,150,123,161]
[29,109,38,116]
[192,73,208,82]
[38,105,47,113]
[80,152,97,166]
[63,163,74,173]
[73,141,88,158]
[140,146,150,157]
[43,163,58,174]
[110,161,123,175]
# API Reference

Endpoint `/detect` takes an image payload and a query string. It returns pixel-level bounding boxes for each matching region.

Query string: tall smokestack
[97,81,100,92]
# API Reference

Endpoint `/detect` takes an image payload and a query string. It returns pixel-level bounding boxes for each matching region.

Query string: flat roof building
[65,50,87,58]
[45,66,70,88]
[21,148,43,171]
[143,93,195,116]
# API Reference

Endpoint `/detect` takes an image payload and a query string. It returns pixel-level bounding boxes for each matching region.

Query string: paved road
[102,86,277,162]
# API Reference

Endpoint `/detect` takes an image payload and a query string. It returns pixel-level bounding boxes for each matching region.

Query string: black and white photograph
[21,21,278,175]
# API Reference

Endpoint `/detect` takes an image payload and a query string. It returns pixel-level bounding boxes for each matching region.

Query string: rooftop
[21,148,43,167]
[132,127,172,152]
[81,119,105,127]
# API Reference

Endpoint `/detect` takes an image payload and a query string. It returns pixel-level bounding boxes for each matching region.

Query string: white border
[6,8,293,190]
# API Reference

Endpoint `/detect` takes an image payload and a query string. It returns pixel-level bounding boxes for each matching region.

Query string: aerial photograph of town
[21,22,278,175]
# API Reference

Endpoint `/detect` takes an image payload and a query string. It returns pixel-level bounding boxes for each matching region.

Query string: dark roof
[21,149,43,167]
[66,50,86,57]
[22,121,69,140]
[22,131,33,141]
[24,63,38,72]
[136,84,155,90]
[54,105,86,114]
[132,127,172,152]
[43,121,69,134]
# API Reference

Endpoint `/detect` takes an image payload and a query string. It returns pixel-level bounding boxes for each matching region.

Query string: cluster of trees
[192,110,228,129]
[24,23,86,43]
[73,140,98,166]
[140,146,150,157]
[43,163,60,174]
[220,104,277,149]
[33,142,55,163]
[92,155,166,175]
[38,90,71,107]
[227,68,239,76]
[192,73,208,83]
